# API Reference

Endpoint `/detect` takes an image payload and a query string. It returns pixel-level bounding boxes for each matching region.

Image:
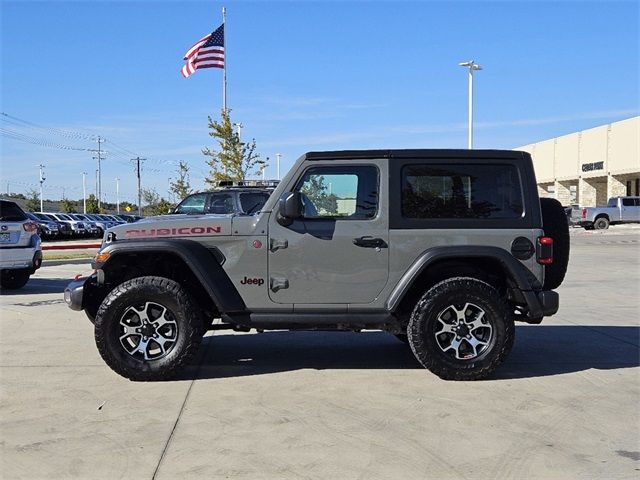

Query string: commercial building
[516,116,639,206]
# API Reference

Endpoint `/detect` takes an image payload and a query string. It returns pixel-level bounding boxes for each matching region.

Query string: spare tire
[540,198,570,289]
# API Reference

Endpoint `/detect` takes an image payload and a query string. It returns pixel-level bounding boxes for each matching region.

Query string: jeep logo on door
[240,276,264,286]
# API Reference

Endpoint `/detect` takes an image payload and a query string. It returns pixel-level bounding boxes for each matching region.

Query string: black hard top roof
[305,149,528,161]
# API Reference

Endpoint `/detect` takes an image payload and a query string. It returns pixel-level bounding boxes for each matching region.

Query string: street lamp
[459,60,482,149]
[233,122,243,143]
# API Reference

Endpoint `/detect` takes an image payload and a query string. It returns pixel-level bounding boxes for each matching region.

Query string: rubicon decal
[125,226,222,238]
[240,276,264,286]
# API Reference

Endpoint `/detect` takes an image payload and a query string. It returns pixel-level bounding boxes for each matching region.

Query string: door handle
[353,236,388,248]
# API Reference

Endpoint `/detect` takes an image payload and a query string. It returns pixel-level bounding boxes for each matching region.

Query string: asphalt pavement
[1,231,639,479]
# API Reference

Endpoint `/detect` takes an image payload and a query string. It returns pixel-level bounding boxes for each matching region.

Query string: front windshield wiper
[244,203,263,215]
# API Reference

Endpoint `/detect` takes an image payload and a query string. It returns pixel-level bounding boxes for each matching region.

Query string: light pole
[459,60,482,149]
[116,177,120,214]
[233,122,243,143]
[37,164,45,212]
[276,153,281,180]
[82,172,87,213]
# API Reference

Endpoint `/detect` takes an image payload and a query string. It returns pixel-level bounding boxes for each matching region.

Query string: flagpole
[222,6,227,112]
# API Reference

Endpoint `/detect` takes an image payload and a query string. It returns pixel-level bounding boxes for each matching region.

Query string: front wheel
[94,276,203,381]
[408,277,514,381]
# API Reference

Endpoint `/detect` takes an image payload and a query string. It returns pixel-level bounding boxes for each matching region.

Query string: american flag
[181,24,224,78]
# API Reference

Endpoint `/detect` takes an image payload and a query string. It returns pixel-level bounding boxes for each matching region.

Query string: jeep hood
[106,215,233,240]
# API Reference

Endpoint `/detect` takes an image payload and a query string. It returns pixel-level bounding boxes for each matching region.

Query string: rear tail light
[537,236,553,265]
[23,222,39,233]
[581,208,587,219]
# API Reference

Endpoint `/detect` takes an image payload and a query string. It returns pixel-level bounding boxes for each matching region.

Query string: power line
[0,127,91,152]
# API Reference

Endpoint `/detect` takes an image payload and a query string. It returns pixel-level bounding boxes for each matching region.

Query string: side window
[622,198,634,207]
[294,165,378,219]
[239,192,270,214]
[207,193,235,214]
[402,164,524,219]
[175,193,207,214]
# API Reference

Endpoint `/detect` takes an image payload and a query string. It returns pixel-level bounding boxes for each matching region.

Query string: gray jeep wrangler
[64,149,569,381]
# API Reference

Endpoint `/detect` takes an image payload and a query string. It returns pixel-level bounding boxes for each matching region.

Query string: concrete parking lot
[1,231,639,479]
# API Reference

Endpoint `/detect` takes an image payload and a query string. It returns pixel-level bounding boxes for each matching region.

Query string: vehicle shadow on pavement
[0,278,70,296]
[187,331,422,380]
[496,325,640,380]
[181,326,639,381]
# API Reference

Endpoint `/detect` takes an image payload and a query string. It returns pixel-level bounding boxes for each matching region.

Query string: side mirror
[277,192,303,226]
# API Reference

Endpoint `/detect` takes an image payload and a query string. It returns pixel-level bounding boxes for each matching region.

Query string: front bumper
[64,276,90,311]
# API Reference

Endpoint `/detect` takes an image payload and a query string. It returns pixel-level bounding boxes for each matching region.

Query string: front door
[268,161,389,305]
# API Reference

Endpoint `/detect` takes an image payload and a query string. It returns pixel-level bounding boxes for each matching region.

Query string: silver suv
[0,200,43,289]
[65,149,569,381]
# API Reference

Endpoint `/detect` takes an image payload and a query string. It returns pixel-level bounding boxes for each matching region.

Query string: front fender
[94,238,245,313]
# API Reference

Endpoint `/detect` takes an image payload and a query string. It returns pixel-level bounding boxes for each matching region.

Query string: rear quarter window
[401,164,524,219]
[0,201,27,221]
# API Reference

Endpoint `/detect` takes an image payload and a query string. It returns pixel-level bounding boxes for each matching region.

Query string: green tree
[202,109,266,186]
[300,175,339,215]
[25,189,40,212]
[169,161,192,201]
[141,188,175,216]
[86,194,100,214]
[60,198,77,213]
[120,201,136,213]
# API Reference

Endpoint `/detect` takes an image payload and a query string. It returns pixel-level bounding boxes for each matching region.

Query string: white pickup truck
[573,196,640,230]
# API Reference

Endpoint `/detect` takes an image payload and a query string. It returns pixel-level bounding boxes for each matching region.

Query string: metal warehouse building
[516,116,639,207]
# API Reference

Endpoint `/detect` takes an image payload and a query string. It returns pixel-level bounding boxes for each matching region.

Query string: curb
[42,258,93,267]
[42,243,101,251]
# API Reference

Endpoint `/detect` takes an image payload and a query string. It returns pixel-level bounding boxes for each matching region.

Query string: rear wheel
[408,277,514,381]
[593,216,610,230]
[94,276,203,381]
[0,269,31,290]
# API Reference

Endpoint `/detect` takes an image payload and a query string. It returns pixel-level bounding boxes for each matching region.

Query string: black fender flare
[386,245,542,315]
[93,238,245,313]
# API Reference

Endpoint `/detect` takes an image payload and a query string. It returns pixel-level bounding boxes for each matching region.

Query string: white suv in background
[0,199,43,289]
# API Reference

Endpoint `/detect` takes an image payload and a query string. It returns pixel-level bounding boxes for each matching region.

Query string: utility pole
[82,172,87,213]
[276,153,282,180]
[37,164,45,212]
[132,157,146,216]
[89,136,105,207]
[95,170,99,197]
[116,177,120,214]
[263,157,268,180]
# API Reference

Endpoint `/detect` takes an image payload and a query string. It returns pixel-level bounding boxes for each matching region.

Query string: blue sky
[1,0,638,205]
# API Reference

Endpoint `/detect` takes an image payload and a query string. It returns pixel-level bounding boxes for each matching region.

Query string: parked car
[48,213,86,237]
[32,213,72,238]
[0,199,43,289]
[173,183,275,216]
[69,214,101,238]
[25,212,60,239]
[65,149,567,381]
[103,214,126,226]
[572,196,640,229]
[115,214,141,223]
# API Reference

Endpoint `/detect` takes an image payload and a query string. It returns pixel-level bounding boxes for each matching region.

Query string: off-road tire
[393,333,409,344]
[94,276,203,381]
[0,269,31,290]
[540,198,570,290]
[593,216,610,230]
[408,277,514,381]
